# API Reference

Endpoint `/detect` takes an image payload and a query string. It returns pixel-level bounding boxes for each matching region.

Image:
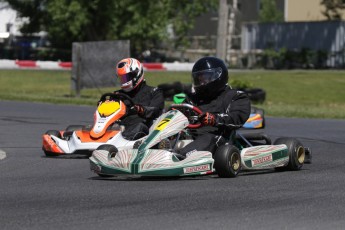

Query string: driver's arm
[138,87,165,119]
[214,91,251,130]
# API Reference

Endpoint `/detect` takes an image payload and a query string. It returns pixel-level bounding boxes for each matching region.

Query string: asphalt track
[1,100,345,230]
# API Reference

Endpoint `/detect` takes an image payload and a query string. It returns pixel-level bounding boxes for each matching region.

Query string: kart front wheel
[66,125,84,132]
[274,137,305,171]
[96,144,118,158]
[64,125,85,139]
[97,173,114,178]
[45,130,62,139]
[94,145,118,178]
[133,140,142,149]
[44,130,62,156]
[214,145,241,178]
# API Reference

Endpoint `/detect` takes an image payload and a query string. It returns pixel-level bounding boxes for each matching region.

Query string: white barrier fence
[0,59,194,71]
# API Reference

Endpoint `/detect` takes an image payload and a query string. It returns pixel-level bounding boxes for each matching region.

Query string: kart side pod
[240,144,289,170]
[214,137,306,178]
[241,137,305,171]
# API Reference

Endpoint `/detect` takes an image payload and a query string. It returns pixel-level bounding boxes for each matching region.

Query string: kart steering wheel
[169,103,203,129]
[99,92,135,108]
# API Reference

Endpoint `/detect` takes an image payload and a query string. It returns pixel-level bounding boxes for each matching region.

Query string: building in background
[285,0,345,22]
[0,2,51,60]
[185,0,345,68]
[2,0,345,67]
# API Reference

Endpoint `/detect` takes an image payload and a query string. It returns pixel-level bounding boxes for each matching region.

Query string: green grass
[0,69,344,119]
[231,70,345,119]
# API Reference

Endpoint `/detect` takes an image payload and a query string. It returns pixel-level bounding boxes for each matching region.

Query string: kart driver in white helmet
[115,58,164,140]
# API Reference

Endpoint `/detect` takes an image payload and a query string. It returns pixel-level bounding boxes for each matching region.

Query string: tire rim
[297,146,305,164]
[110,151,116,158]
[230,153,240,171]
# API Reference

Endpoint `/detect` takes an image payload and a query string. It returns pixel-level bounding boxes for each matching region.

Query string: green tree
[5,0,217,55]
[259,0,284,23]
[321,0,345,20]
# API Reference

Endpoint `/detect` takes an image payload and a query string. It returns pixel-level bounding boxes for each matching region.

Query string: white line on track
[0,150,6,160]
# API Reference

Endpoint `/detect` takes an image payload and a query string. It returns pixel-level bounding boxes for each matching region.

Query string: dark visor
[118,70,139,84]
[192,67,222,87]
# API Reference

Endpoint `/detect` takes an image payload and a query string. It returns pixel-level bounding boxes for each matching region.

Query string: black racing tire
[96,144,118,158]
[214,145,241,178]
[66,125,84,132]
[64,125,85,139]
[45,130,62,139]
[97,173,114,178]
[95,144,118,178]
[274,137,305,171]
[244,88,266,103]
[133,140,142,149]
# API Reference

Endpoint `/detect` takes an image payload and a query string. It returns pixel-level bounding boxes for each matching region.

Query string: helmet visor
[192,67,222,87]
[118,70,138,84]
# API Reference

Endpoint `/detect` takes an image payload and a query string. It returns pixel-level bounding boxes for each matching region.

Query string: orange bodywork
[246,114,263,128]
[42,134,64,154]
[90,101,126,139]
[75,130,120,142]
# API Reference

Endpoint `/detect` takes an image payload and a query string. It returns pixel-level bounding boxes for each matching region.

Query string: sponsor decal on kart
[251,154,273,166]
[183,164,210,174]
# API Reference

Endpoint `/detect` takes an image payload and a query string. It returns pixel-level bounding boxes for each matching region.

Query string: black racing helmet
[191,56,229,99]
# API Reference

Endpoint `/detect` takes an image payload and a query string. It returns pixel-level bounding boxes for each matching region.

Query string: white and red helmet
[116,58,144,92]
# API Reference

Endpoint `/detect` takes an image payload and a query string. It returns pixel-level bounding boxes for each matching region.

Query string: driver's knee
[122,123,149,140]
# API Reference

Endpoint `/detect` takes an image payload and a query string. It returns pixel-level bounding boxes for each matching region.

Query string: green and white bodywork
[89,109,214,177]
[240,145,289,170]
[90,103,306,178]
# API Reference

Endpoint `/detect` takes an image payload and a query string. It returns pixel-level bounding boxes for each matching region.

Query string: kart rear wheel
[96,144,118,158]
[214,145,241,178]
[45,130,62,138]
[274,137,305,171]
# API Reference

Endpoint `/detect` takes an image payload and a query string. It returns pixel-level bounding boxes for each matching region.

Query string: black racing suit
[178,86,251,157]
[116,81,164,140]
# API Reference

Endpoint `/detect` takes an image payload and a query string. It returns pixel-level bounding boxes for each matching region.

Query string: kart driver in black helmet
[176,56,251,159]
[115,58,164,140]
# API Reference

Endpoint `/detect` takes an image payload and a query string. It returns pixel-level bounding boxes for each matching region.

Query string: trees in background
[258,0,284,23]
[5,0,217,56]
[321,0,345,20]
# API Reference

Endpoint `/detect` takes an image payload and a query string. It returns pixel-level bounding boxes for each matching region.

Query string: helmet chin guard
[121,80,133,92]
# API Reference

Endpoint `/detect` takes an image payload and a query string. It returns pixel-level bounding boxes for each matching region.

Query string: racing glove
[199,112,216,126]
[133,104,145,116]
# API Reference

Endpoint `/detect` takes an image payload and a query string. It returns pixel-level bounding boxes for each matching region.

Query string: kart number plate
[155,118,171,131]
